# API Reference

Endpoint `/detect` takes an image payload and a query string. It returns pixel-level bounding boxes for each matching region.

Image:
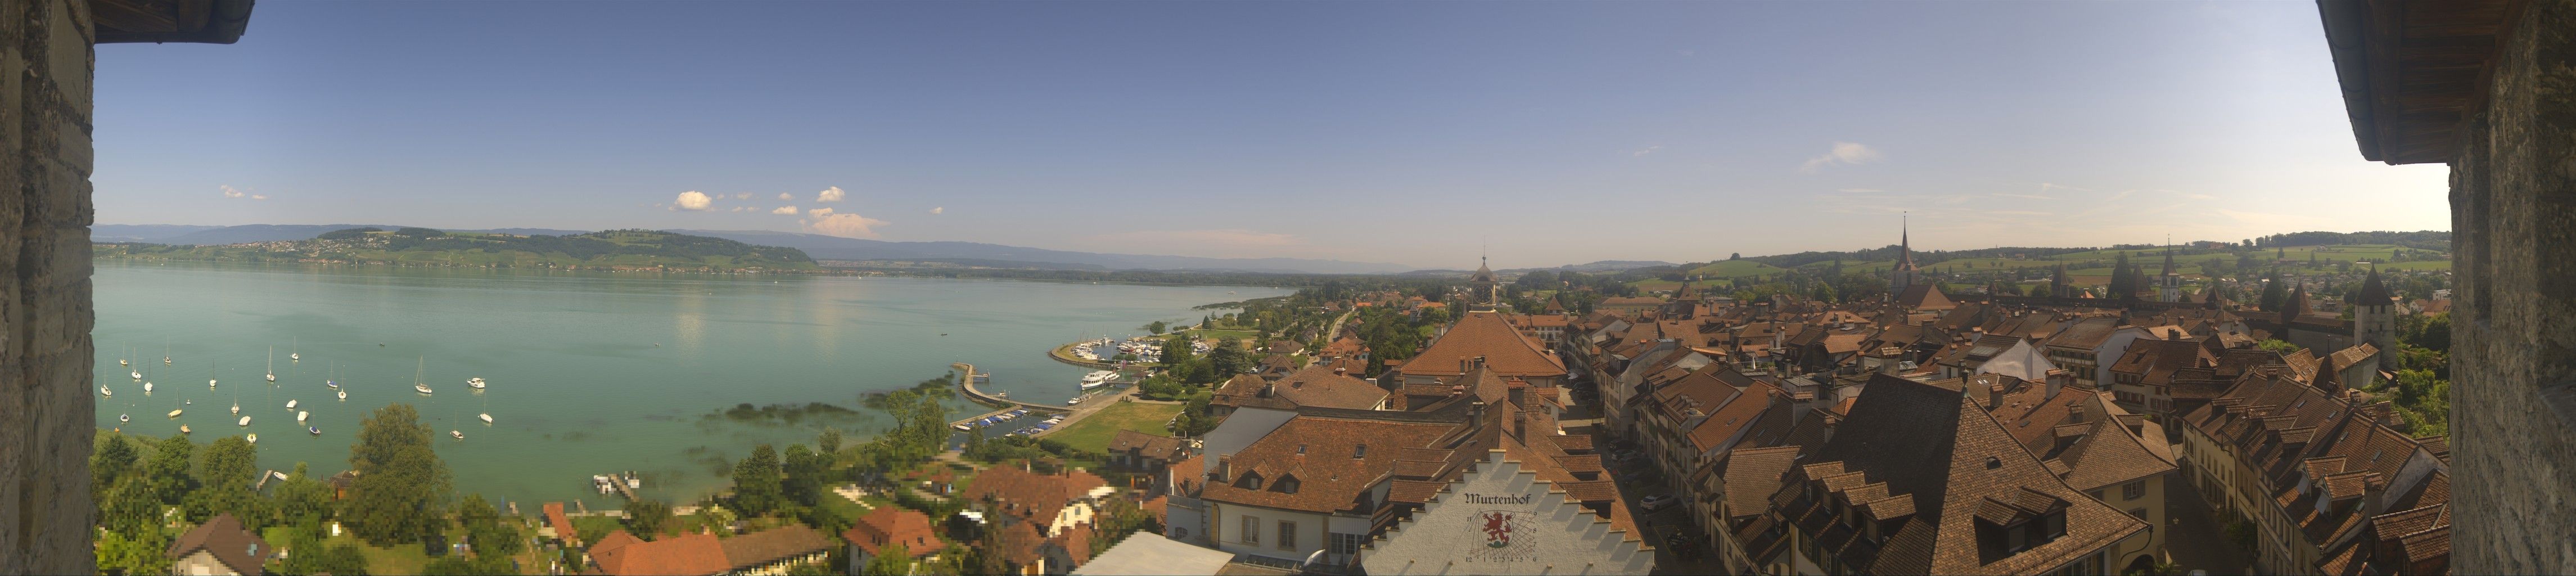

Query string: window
[2122,480,2146,500]
[1175,527,1189,539]
[2130,507,2149,520]
[1329,532,1365,557]
[1279,520,1298,550]
[1354,444,1367,458]
[1242,515,1260,544]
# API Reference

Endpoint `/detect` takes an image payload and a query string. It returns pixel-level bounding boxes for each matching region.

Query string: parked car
[1640,493,1680,512]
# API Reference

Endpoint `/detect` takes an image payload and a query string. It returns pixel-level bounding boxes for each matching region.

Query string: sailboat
[118,414,128,423]
[450,403,464,439]
[163,338,170,365]
[168,408,182,418]
[237,415,251,426]
[337,389,347,400]
[467,376,486,390]
[141,364,152,393]
[413,357,433,395]
[290,338,300,362]
[308,426,321,436]
[245,433,256,444]
[119,342,128,366]
[479,392,493,425]
[326,363,339,389]
[99,385,110,397]
[264,346,276,382]
[208,359,218,389]
[179,424,190,434]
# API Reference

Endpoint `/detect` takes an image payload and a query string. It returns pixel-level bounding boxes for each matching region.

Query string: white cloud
[733,192,753,200]
[1631,145,1662,156]
[771,206,800,215]
[802,213,888,238]
[778,192,793,201]
[816,186,846,203]
[807,207,834,217]
[250,195,268,200]
[929,206,944,215]
[673,191,713,211]
[1798,142,1883,173]
[220,185,246,199]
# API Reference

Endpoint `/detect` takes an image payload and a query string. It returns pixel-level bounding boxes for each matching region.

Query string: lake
[89,260,1283,506]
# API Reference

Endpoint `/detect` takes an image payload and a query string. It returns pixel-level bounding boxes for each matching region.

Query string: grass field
[1684,259,1791,278]
[1049,400,1184,453]
[1186,327,1261,344]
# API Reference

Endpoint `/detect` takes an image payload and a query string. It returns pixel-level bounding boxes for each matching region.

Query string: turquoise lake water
[90,260,1281,506]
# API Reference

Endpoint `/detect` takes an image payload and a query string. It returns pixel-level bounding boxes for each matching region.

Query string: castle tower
[1889,214,1919,298]
[2050,263,2070,298]
[1468,256,1499,312]
[2159,242,2183,303]
[2353,264,2398,360]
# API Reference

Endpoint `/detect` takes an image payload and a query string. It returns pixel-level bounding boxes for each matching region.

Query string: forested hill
[98,228,820,271]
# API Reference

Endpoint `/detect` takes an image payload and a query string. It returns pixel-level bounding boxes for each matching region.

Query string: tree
[272,462,334,530]
[624,498,674,540]
[861,542,914,575]
[91,431,139,502]
[733,444,784,516]
[199,435,264,525]
[146,433,197,506]
[817,426,845,457]
[457,493,524,557]
[1729,253,1742,260]
[2256,339,2300,353]
[2259,271,2288,312]
[1145,321,1169,335]
[783,444,827,507]
[1206,339,1256,379]
[344,403,453,546]
[99,475,162,539]
[96,527,172,576]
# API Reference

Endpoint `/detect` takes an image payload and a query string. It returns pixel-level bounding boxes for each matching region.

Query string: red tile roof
[165,513,271,575]
[960,466,1109,524]
[1398,311,1566,379]
[592,531,730,575]
[843,507,942,559]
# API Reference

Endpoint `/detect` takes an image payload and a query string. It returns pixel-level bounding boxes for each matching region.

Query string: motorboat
[168,409,182,418]
[468,377,486,389]
[179,425,190,434]
[118,414,128,423]
[286,399,297,410]
[297,411,309,422]
[238,416,251,426]
[954,423,975,431]
[450,430,464,440]
[1066,397,1082,406]
[479,413,493,425]
[100,385,111,397]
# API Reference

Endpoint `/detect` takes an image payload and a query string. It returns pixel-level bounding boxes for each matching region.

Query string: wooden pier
[594,471,639,500]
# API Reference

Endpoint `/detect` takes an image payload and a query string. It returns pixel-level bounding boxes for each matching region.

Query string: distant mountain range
[90,224,1416,274]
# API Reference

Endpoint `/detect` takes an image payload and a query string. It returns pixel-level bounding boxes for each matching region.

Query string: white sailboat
[290,338,300,362]
[142,364,152,393]
[245,433,256,444]
[163,338,170,365]
[179,424,190,434]
[99,385,110,397]
[413,357,433,395]
[467,376,486,389]
[479,392,492,425]
[337,389,347,400]
[209,359,218,389]
[327,363,339,389]
[237,415,251,426]
[264,346,276,382]
[118,414,128,423]
[168,408,182,418]
[119,342,128,366]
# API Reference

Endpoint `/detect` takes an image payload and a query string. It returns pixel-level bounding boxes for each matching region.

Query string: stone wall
[2451,0,2576,572]
[0,0,96,572]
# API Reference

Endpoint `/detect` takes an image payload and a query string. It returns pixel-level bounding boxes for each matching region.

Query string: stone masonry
[0,0,97,572]
[2451,1,2576,572]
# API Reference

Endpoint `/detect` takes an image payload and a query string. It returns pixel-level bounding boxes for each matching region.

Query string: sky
[93,1,2449,269]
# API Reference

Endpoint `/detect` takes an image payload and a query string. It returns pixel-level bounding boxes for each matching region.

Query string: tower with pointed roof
[1468,256,1500,312]
[2158,242,2183,303]
[2353,264,2397,361]
[1888,214,1919,298]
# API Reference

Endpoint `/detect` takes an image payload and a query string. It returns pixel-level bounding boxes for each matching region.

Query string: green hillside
[97,228,820,271]
[1685,259,1791,278]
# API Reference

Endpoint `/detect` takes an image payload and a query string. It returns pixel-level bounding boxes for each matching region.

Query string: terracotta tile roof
[959,465,1109,523]
[1559,480,1617,503]
[2043,317,2124,350]
[1896,284,1956,310]
[1721,446,1803,520]
[546,502,578,543]
[593,532,729,575]
[844,507,942,559]
[719,525,836,570]
[1551,434,1593,453]
[1107,430,1185,461]
[1398,311,1566,379]
[1387,479,1448,504]
[1202,415,1456,514]
[1269,364,1391,410]
[165,513,271,575]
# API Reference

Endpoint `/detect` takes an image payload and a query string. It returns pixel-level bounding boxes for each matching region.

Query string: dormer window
[1297,444,1307,454]
[1276,475,1301,494]
[1354,444,1367,459]
[1237,471,1265,490]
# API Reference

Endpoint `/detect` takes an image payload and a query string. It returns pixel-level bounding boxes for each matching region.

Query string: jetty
[593,471,639,500]
[953,362,1068,412]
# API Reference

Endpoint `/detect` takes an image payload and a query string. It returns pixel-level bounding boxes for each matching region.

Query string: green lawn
[1049,400,1185,453]
[1684,259,1791,278]
[1187,327,1261,344]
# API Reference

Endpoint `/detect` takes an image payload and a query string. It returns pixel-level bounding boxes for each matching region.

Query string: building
[844,507,944,574]
[544,501,581,547]
[2177,367,2449,574]
[1395,310,1567,388]
[2157,246,2184,303]
[1105,429,1188,482]
[2039,316,2151,390]
[1468,257,1501,312]
[1888,217,1920,296]
[589,525,835,576]
[2348,267,2397,364]
[1735,377,2148,575]
[1072,533,1235,575]
[1973,375,2178,573]
[1361,450,1657,575]
[1197,413,1460,567]
[165,514,272,576]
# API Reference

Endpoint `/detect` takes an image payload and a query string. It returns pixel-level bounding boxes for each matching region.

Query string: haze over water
[91,260,1280,506]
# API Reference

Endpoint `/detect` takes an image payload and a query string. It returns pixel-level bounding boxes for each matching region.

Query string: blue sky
[94,1,2447,269]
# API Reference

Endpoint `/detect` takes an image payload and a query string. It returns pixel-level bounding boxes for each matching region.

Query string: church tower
[2158,242,2182,303]
[1468,256,1499,312]
[1888,215,1919,298]
[2353,264,2398,359]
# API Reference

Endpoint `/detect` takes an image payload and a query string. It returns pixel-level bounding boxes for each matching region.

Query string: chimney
[1215,456,1230,482]
[1474,356,1489,369]
[1459,357,1470,374]
[2044,368,2070,399]
[1470,400,1487,424]
[1334,367,1347,377]
[1988,379,2006,410]
[2068,402,2087,424]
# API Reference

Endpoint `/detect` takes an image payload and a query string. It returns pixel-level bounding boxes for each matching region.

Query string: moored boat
[238,416,251,426]
[308,426,321,435]
[246,433,256,444]
[168,409,182,418]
